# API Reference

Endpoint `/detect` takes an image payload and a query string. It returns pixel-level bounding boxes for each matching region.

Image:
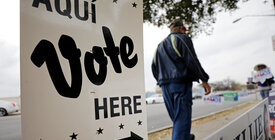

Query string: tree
[143,0,271,37]
[208,78,245,92]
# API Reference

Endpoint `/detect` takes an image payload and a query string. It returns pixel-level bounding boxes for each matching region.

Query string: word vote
[31,26,138,98]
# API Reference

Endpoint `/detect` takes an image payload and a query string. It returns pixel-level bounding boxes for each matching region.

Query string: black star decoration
[137,120,142,126]
[113,0,118,3]
[92,0,96,2]
[132,2,137,8]
[119,123,124,129]
[70,132,78,140]
[97,127,104,135]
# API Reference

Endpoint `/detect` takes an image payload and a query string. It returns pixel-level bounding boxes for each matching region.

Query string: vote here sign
[20,0,147,139]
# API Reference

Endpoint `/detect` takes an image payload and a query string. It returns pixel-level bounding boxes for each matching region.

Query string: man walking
[151,19,211,140]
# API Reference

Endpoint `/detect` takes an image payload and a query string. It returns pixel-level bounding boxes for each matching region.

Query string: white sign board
[253,67,273,84]
[205,99,271,140]
[272,35,275,51]
[21,0,147,139]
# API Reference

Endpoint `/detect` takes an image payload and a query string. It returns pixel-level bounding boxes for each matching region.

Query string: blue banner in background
[238,91,248,97]
[203,96,222,104]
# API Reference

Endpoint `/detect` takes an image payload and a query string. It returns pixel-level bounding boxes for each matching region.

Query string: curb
[0,115,21,121]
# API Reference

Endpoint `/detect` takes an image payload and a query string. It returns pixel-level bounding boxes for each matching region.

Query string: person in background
[151,19,211,140]
[253,64,274,99]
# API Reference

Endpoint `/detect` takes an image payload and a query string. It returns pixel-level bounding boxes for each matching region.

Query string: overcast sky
[0,1,19,98]
[0,0,275,97]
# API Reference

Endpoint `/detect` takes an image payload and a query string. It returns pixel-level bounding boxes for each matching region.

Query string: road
[0,115,21,140]
[0,93,260,140]
[146,93,260,132]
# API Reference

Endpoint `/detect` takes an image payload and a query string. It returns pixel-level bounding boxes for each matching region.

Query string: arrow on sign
[119,131,143,140]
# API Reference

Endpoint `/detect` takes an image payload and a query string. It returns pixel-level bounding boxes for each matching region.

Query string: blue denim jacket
[152,32,209,85]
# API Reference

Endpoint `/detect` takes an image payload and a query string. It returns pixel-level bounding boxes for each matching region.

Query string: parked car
[146,94,164,104]
[0,100,19,117]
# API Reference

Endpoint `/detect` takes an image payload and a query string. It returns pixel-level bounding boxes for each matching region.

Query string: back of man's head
[169,19,186,33]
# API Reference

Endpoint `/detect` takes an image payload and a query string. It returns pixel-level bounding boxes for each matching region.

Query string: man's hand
[202,82,211,95]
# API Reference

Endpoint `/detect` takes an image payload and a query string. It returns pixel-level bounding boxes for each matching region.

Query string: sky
[0,0,275,97]
[0,1,20,97]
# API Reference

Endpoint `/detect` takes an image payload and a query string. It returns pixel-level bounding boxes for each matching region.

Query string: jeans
[260,89,270,99]
[161,82,193,140]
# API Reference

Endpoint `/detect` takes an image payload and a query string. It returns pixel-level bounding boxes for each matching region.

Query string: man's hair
[169,19,186,31]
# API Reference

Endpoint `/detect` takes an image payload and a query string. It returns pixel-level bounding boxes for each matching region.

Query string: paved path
[0,115,21,140]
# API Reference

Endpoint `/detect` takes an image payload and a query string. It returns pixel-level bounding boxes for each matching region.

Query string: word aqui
[32,0,96,23]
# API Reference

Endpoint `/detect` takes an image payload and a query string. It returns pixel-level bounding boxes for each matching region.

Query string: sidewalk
[149,101,259,140]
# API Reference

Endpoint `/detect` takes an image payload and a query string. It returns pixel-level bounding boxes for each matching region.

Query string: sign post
[21,0,147,139]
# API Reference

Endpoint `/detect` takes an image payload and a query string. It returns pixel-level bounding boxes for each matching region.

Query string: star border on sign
[132,2,137,8]
[137,120,142,126]
[113,0,118,3]
[97,127,104,135]
[119,123,124,129]
[91,0,96,2]
[70,132,78,140]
